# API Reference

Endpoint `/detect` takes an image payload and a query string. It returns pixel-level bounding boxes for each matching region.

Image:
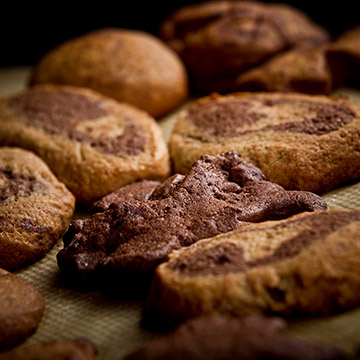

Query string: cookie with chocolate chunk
[0,85,170,204]
[128,315,347,360]
[0,268,45,350]
[327,26,360,88]
[57,151,326,283]
[0,338,97,360]
[236,47,332,94]
[170,92,360,193]
[146,209,360,326]
[0,147,75,270]
[160,1,328,93]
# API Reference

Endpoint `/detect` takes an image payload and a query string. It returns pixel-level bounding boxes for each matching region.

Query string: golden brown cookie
[170,92,360,193]
[327,26,360,88]
[146,209,360,326]
[160,1,329,93]
[0,147,75,270]
[29,28,188,117]
[0,85,170,204]
[0,338,97,360]
[236,47,332,94]
[0,268,45,350]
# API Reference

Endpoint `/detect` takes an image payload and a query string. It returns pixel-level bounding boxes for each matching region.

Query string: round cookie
[160,1,329,93]
[170,92,360,193]
[0,85,170,204]
[29,28,189,117]
[0,147,75,270]
[0,268,45,350]
[145,209,360,326]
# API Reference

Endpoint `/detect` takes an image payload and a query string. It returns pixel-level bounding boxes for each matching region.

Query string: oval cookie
[146,209,360,326]
[170,92,360,193]
[0,268,45,350]
[0,85,170,204]
[0,147,75,270]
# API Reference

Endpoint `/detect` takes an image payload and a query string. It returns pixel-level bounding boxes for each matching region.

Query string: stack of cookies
[1,1,360,359]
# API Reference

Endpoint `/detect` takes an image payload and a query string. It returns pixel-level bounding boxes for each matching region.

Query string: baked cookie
[0,147,75,270]
[236,47,332,94]
[90,180,160,214]
[170,92,360,193]
[29,28,188,117]
[327,26,360,88]
[128,315,347,360]
[145,209,360,326]
[57,151,326,283]
[160,1,329,93]
[0,85,170,204]
[0,268,45,350]
[0,338,97,360]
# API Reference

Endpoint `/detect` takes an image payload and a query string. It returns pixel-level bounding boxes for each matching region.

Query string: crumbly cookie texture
[160,1,328,93]
[0,338,97,360]
[127,315,347,360]
[0,147,75,270]
[57,151,326,283]
[29,28,188,117]
[0,268,45,350]
[236,47,332,94]
[145,209,360,326]
[170,92,360,193]
[0,85,170,204]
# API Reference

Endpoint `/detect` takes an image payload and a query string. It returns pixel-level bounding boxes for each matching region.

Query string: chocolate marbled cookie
[0,147,75,270]
[170,92,360,193]
[327,26,360,88]
[236,47,332,94]
[160,1,328,93]
[0,268,45,350]
[127,315,347,360]
[57,151,326,283]
[0,338,97,360]
[29,28,188,117]
[0,85,170,204]
[145,209,360,326]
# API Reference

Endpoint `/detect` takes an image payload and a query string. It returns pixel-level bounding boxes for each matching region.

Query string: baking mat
[1,68,360,359]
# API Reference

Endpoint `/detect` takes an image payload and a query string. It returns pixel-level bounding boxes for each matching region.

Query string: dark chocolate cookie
[57,151,326,283]
[126,315,347,360]
[146,209,360,326]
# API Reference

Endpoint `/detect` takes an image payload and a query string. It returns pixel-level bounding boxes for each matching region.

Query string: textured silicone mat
[1,68,360,359]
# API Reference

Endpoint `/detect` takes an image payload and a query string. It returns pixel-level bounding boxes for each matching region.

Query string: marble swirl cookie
[127,315,347,360]
[145,209,360,326]
[57,151,326,283]
[160,1,328,93]
[0,338,97,360]
[170,92,360,193]
[0,268,45,350]
[0,147,75,270]
[0,85,170,204]
[29,28,188,117]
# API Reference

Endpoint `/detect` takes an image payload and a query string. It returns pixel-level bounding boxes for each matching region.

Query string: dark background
[1,1,358,67]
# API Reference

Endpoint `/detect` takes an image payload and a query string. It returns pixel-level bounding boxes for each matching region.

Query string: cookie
[127,315,347,360]
[170,92,360,193]
[0,268,45,350]
[0,338,97,360]
[160,1,329,93]
[57,151,326,283]
[145,209,360,326]
[29,28,188,117]
[0,147,75,270]
[327,26,360,88]
[90,180,160,214]
[0,85,170,204]
[236,47,332,94]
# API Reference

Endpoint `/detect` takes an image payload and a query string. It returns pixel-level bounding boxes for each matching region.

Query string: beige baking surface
[1,68,360,359]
